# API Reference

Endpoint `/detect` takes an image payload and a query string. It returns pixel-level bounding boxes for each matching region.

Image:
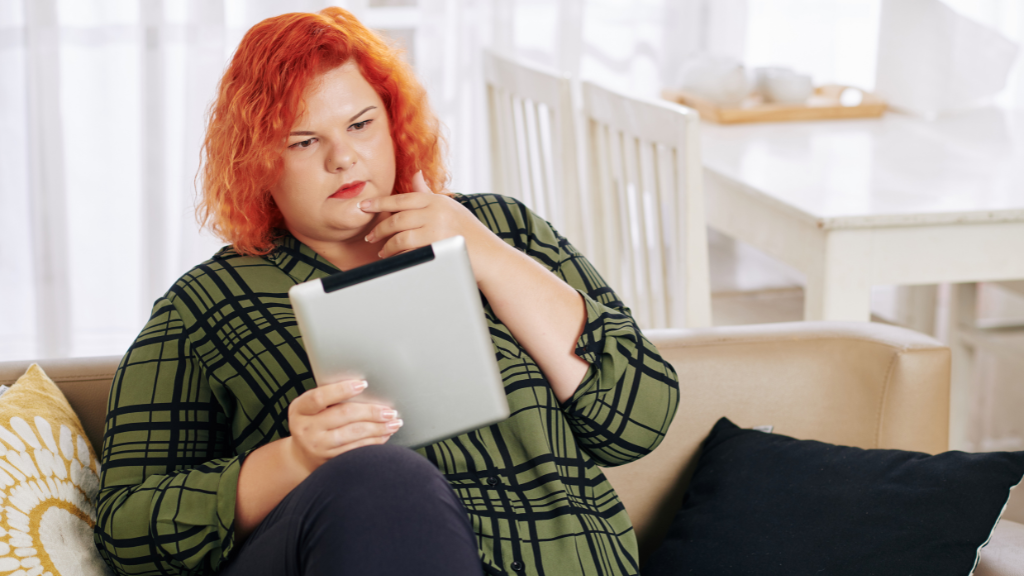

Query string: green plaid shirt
[95,194,679,576]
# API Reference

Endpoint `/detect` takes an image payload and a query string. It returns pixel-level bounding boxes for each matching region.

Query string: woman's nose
[327,142,356,172]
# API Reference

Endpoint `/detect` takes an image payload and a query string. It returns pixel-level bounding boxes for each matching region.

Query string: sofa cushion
[0,364,111,576]
[644,417,1024,576]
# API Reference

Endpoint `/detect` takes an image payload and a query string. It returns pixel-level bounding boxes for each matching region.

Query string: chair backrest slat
[534,103,557,220]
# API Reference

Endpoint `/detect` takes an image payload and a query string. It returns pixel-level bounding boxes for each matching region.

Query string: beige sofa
[3,321,1022,574]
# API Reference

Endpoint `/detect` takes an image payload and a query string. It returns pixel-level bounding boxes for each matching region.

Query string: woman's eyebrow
[349,106,376,122]
[289,106,376,136]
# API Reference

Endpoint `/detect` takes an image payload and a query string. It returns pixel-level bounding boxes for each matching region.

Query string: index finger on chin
[361,194,427,214]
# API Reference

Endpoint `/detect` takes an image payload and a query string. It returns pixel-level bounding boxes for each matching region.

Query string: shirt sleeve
[94,296,243,575]
[501,195,681,468]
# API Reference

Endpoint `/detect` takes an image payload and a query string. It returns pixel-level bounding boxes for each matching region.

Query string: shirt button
[511,560,524,572]
[487,476,499,486]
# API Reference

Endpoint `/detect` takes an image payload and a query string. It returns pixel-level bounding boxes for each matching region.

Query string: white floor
[708,229,1024,524]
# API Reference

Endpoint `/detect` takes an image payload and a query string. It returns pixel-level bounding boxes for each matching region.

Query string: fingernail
[359,200,370,210]
[352,380,368,393]
[386,419,404,431]
[364,235,372,242]
[377,251,382,258]
[382,409,398,420]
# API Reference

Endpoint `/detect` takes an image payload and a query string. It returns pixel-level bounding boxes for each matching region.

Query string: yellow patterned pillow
[0,364,110,576]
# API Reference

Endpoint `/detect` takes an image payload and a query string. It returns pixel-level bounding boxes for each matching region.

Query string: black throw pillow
[644,417,1024,576]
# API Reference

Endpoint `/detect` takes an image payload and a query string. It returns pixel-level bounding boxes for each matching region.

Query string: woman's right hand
[285,379,402,475]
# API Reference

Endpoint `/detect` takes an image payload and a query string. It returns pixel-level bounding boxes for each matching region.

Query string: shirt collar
[265,233,341,285]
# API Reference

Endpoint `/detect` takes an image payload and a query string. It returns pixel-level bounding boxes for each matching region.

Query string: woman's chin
[326,205,374,234]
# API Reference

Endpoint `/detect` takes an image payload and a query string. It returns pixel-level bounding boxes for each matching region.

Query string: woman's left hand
[360,172,504,284]
[364,172,589,401]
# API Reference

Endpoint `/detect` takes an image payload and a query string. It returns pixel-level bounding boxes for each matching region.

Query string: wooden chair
[482,49,587,255]
[580,81,712,329]
[947,280,1024,450]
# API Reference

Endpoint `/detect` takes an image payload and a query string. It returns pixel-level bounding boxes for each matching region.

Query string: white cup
[758,68,814,104]
[753,67,790,96]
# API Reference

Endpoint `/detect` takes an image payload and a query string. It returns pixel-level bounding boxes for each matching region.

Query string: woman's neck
[291,227,384,272]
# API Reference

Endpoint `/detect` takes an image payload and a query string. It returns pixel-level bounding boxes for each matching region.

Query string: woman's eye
[289,138,316,149]
[350,119,372,131]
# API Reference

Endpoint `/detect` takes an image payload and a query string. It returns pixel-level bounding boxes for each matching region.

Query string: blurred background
[2,0,1023,453]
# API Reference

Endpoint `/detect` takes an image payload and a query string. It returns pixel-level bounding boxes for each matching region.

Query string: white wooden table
[699,107,1024,449]
[702,108,1024,321]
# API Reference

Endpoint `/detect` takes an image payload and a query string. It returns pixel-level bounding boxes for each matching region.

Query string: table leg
[948,282,978,451]
[803,231,872,321]
[895,285,939,336]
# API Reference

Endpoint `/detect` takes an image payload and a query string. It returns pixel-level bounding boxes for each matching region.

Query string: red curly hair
[198,7,448,256]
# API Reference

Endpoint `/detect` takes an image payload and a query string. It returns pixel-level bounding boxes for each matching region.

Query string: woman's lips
[330,181,366,199]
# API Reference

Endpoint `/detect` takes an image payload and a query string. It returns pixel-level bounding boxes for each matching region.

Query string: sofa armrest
[602,321,951,561]
[977,519,1024,576]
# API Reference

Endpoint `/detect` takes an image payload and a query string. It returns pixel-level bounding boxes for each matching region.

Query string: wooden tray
[662,84,886,124]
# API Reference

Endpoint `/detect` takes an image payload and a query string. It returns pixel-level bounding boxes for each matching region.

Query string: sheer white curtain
[942,0,1024,107]
[0,0,485,361]
[2,0,739,362]
[500,0,746,99]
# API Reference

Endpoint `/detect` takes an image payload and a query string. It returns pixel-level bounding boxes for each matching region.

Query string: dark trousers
[221,444,483,576]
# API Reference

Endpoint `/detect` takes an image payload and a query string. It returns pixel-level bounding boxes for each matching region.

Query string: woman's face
[270,60,396,246]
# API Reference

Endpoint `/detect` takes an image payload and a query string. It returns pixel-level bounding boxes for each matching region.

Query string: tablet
[288,235,510,449]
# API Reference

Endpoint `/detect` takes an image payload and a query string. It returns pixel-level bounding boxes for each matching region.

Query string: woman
[94,8,678,576]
